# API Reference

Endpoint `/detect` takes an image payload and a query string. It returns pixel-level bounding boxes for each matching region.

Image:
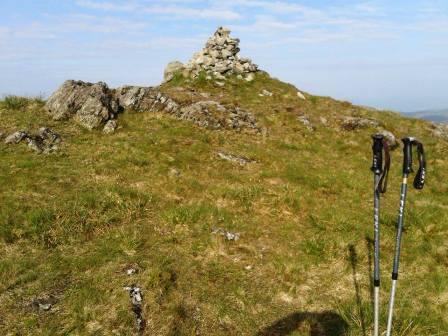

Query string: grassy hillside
[1,74,447,335]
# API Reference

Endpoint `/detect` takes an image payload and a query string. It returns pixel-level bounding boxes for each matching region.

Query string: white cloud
[59,14,148,33]
[218,0,322,16]
[75,0,242,20]
[142,5,241,20]
[233,15,296,33]
[75,0,138,11]
[97,36,205,50]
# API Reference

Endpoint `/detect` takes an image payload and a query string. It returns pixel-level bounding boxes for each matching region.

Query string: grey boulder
[45,80,119,130]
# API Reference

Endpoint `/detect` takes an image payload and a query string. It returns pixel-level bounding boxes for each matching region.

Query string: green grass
[0,78,447,335]
[1,95,44,111]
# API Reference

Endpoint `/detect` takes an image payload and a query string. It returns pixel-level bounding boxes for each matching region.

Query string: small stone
[126,268,137,276]
[5,130,28,144]
[320,117,328,125]
[211,228,240,241]
[297,115,315,131]
[215,81,225,87]
[297,91,306,100]
[31,296,56,312]
[163,61,185,82]
[217,151,253,165]
[103,119,118,134]
[245,73,255,82]
[213,72,226,80]
[169,168,181,177]
[39,303,52,311]
[225,231,239,241]
[260,89,273,97]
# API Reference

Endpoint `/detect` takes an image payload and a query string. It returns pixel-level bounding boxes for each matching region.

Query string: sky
[0,0,447,112]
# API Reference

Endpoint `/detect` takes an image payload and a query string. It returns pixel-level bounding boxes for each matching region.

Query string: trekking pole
[371,134,390,336]
[385,137,426,336]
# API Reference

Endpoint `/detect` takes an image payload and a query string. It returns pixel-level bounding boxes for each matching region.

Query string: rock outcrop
[340,116,381,130]
[164,27,258,82]
[149,93,260,133]
[45,79,261,133]
[4,127,61,154]
[45,80,119,130]
[114,86,159,111]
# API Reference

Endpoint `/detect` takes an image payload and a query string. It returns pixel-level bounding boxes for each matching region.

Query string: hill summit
[41,27,267,133]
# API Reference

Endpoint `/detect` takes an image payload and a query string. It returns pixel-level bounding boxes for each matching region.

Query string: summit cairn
[164,27,259,82]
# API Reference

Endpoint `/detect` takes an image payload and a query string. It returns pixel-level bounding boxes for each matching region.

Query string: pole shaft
[386,280,398,336]
[374,287,380,336]
[373,174,381,336]
[392,177,408,278]
[386,175,408,336]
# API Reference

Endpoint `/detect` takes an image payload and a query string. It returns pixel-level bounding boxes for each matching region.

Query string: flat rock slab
[113,86,159,111]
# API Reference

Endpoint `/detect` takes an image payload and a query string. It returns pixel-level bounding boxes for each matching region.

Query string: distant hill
[405,109,448,123]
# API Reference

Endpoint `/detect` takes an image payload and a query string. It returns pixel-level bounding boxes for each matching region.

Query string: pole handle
[371,134,384,174]
[402,137,414,174]
[371,134,390,193]
[413,141,426,189]
[402,137,426,189]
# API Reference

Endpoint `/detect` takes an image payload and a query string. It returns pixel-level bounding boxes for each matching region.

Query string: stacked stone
[181,27,258,81]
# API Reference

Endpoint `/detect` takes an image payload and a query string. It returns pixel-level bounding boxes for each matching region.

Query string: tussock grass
[0,95,44,111]
[0,76,447,335]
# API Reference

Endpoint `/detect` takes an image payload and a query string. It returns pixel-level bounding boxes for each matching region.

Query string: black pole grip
[413,141,426,189]
[402,137,414,175]
[371,134,384,174]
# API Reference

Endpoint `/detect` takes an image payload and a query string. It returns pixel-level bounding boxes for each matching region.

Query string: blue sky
[0,0,447,111]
